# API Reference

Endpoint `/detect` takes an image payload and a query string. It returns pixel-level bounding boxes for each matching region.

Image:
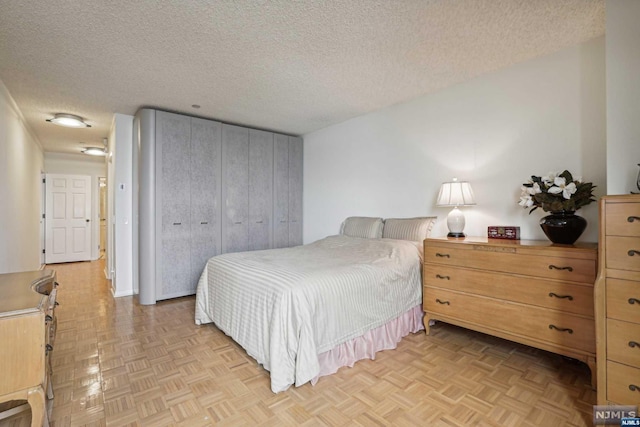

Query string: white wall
[44,152,106,261]
[304,37,606,244]
[0,80,44,273]
[107,113,134,297]
[606,0,640,195]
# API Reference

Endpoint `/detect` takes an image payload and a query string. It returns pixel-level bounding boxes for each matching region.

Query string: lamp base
[447,232,466,238]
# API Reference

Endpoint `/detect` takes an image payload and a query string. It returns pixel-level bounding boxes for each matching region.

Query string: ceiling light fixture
[46,113,91,128]
[82,147,106,156]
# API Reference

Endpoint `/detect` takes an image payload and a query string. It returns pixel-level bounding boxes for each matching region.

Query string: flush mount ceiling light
[82,147,106,156]
[46,113,91,128]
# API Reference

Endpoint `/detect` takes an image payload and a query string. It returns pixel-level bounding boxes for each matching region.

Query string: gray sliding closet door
[288,137,303,246]
[156,111,192,299]
[222,124,249,253]
[273,134,290,249]
[248,129,274,251]
[190,118,222,288]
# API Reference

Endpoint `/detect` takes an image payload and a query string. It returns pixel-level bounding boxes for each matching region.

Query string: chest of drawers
[423,237,598,387]
[595,194,640,405]
[0,270,58,427]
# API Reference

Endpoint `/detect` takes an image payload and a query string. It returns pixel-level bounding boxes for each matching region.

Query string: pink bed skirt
[311,304,424,384]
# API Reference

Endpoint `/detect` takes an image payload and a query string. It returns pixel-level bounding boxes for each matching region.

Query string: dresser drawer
[424,246,596,283]
[424,288,595,353]
[606,203,640,237]
[607,318,640,367]
[606,236,640,272]
[606,361,640,405]
[423,264,594,317]
[606,278,640,324]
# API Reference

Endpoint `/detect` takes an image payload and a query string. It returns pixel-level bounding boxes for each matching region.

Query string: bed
[195,216,436,392]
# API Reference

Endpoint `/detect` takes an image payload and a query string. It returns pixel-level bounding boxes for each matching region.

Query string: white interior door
[45,174,92,264]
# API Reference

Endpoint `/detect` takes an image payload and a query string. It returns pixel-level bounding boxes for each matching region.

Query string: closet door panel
[249,129,273,251]
[156,111,191,299]
[273,134,289,249]
[190,118,222,286]
[288,137,303,246]
[222,124,249,253]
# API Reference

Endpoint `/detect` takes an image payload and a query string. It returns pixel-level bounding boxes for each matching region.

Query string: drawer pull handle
[548,324,573,334]
[630,384,640,392]
[628,216,640,223]
[256,220,263,224]
[628,298,640,305]
[54,281,59,287]
[435,274,450,280]
[55,301,59,306]
[629,341,640,349]
[435,253,450,258]
[628,250,640,257]
[45,315,53,322]
[548,265,573,272]
[200,221,208,225]
[435,299,450,305]
[45,344,53,355]
[548,292,573,301]
[173,222,181,226]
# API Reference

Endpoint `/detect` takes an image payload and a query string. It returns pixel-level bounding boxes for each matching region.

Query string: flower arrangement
[519,170,596,214]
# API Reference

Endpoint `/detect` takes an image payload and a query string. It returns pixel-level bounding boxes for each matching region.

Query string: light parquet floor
[0,260,596,426]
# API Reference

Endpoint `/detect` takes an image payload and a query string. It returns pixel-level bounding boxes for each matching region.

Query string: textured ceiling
[0,0,604,155]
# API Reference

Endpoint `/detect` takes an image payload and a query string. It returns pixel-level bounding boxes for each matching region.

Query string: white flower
[519,194,534,208]
[532,182,542,194]
[548,177,577,199]
[542,172,557,185]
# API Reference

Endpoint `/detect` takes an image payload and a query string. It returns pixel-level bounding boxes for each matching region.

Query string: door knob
[86,219,90,222]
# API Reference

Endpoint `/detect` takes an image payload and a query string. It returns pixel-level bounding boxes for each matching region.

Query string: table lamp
[436,178,476,237]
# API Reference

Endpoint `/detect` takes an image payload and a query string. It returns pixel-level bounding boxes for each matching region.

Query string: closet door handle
[234,221,242,225]
[435,253,450,258]
[629,298,640,305]
[435,299,450,305]
[629,341,640,349]
[548,292,573,301]
[628,250,640,256]
[549,265,573,272]
[628,216,640,223]
[256,220,263,224]
[173,222,181,226]
[435,274,450,280]
[549,324,573,334]
[200,221,208,225]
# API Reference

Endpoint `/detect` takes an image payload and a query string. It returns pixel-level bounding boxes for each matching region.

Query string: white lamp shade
[82,147,106,156]
[47,113,91,128]
[436,179,476,207]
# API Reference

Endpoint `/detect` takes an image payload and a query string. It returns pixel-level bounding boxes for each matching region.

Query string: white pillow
[382,217,437,241]
[341,217,384,239]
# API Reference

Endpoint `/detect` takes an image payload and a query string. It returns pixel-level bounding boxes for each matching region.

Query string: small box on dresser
[595,194,640,405]
[423,236,598,388]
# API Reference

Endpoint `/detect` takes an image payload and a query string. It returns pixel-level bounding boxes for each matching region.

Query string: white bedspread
[194,235,422,392]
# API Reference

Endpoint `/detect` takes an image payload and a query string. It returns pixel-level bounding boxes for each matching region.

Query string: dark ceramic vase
[539,211,587,245]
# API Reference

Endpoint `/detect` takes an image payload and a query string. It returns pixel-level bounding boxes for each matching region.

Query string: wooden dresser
[0,270,58,427]
[595,194,640,405]
[423,237,598,387]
